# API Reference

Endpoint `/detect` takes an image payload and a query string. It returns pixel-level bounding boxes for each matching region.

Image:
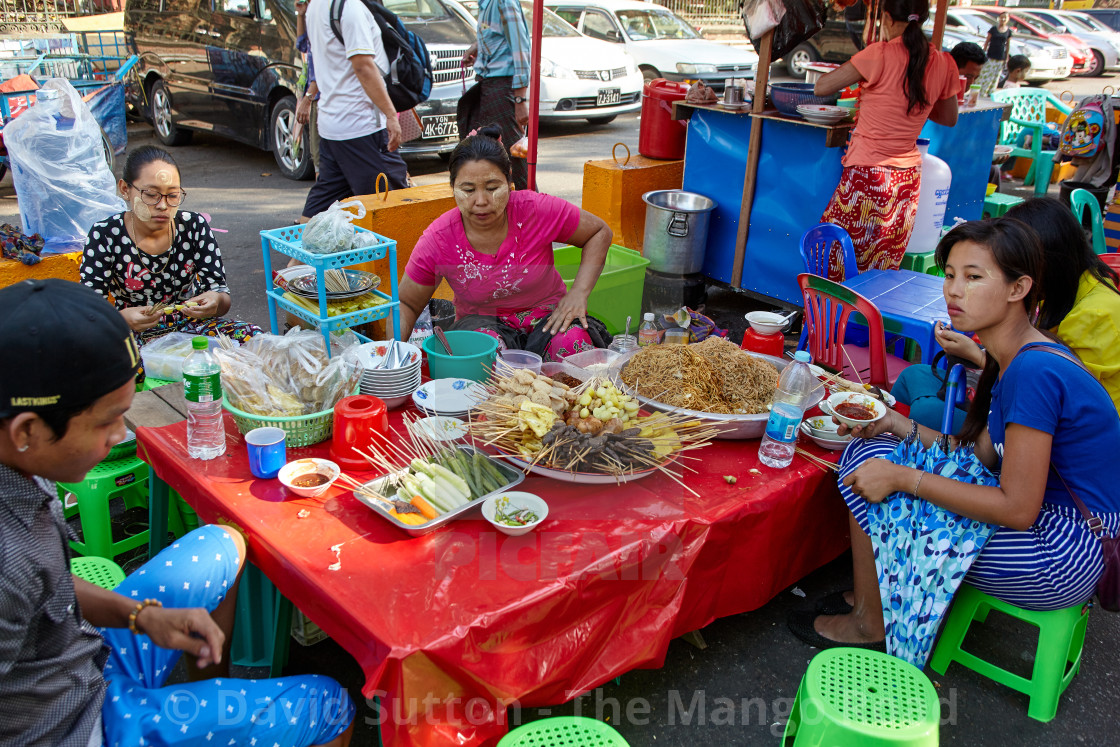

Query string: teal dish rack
[260,224,400,351]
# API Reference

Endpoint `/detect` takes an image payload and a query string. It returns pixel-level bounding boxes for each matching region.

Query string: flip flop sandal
[814,589,854,616]
[787,610,885,652]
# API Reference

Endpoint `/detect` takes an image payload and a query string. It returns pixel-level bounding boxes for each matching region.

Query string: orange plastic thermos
[639,79,690,160]
[740,327,785,357]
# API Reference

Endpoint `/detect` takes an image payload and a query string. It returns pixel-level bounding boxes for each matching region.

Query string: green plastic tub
[422,330,499,382]
[553,244,649,335]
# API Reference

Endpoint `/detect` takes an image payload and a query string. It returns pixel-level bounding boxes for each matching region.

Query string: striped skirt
[820,164,921,282]
[839,436,1120,611]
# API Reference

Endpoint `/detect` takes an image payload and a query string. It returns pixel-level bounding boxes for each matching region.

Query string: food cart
[672,1,1007,306]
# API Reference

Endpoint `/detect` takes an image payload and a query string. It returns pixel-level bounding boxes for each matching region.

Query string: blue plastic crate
[261,224,395,268]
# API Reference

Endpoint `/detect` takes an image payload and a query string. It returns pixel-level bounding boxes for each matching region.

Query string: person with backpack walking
[461,0,532,190]
[301,0,408,221]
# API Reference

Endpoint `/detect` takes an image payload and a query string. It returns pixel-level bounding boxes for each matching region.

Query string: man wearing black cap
[0,279,354,746]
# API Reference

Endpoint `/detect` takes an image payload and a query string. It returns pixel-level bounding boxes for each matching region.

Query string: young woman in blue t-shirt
[790,218,1120,649]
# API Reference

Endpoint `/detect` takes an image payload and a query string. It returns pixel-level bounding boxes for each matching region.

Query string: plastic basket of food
[223,399,335,448]
[769,83,840,117]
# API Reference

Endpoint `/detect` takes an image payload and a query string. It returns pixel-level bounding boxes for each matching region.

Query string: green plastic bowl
[422,330,499,382]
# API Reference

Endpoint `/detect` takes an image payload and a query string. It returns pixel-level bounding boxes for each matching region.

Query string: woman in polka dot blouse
[81,146,261,380]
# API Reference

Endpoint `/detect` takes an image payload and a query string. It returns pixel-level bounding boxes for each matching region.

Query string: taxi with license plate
[448,0,642,124]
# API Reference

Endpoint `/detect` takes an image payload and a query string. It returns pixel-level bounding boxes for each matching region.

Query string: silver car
[1018,8,1120,76]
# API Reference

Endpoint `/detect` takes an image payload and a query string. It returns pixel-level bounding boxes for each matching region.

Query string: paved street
[2,65,1118,746]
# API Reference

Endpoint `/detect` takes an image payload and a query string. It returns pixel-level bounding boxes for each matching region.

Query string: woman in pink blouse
[400,126,613,360]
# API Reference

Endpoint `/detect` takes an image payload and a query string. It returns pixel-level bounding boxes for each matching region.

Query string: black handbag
[455,65,481,140]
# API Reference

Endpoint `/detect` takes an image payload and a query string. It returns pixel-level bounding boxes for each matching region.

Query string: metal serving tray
[611,350,825,440]
[351,444,525,536]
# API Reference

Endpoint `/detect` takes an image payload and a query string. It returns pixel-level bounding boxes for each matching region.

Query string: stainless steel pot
[641,190,717,275]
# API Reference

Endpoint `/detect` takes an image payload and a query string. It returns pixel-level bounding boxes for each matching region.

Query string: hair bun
[477,124,503,142]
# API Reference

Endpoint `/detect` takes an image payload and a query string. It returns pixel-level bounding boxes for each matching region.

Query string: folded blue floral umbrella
[867,365,1000,668]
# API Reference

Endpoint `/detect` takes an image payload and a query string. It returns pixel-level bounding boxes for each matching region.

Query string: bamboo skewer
[795,447,840,473]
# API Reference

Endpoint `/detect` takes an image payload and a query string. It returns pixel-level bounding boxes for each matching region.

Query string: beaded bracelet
[129,598,162,635]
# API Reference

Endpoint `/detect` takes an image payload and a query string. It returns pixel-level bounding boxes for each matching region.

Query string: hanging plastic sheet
[744,0,828,61]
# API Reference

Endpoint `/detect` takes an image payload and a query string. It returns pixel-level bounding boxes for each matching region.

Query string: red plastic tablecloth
[137,412,850,746]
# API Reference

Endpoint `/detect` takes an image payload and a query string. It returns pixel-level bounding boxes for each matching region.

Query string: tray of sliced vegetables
[340,432,524,536]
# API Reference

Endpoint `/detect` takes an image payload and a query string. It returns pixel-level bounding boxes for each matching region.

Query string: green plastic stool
[900,251,943,277]
[928,584,1088,722]
[70,556,126,590]
[138,377,174,392]
[982,192,1025,218]
[498,716,630,746]
[783,648,939,746]
[57,455,152,561]
[232,563,293,674]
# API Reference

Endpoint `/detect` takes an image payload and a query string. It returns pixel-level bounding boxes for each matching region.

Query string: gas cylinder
[639,79,690,160]
[740,327,785,357]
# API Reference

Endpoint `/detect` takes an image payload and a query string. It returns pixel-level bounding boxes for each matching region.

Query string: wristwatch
[511,96,526,104]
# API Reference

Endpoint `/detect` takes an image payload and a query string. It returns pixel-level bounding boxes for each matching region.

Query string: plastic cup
[496,349,543,375]
[663,328,690,345]
[246,427,286,479]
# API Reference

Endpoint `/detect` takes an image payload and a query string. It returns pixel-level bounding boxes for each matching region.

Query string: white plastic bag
[302,200,367,254]
[742,0,786,39]
[4,79,125,253]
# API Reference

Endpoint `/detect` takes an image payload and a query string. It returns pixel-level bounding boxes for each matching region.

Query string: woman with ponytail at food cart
[813,0,960,281]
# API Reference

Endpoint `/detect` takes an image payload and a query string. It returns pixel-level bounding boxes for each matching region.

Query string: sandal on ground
[814,589,854,616]
[787,610,885,652]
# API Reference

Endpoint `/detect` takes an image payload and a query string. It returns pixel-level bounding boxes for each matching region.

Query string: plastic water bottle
[183,337,226,460]
[638,313,660,346]
[758,351,816,469]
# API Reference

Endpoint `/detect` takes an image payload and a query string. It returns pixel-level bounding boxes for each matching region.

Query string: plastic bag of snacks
[216,328,362,416]
[301,200,367,254]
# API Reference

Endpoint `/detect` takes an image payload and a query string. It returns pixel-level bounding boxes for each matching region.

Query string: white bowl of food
[822,392,887,429]
[481,491,548,536]
[278,458,340,498]
[745,311,790,336]
[803,415,848,440]
[800,421,851,450]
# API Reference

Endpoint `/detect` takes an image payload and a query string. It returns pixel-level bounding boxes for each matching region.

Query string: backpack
[1059,96,1108,159]
[328,0,434,112]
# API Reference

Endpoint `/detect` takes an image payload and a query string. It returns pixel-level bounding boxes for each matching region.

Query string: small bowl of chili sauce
[278,458,341,498]
[822,392,887,429]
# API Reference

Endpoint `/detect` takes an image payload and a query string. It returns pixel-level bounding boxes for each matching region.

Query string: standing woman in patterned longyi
[80,146,260,381]
[813,0,961,281]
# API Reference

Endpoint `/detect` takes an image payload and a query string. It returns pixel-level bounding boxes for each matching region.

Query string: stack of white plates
[356,341,422,409]
[412,378,487,418]
[796,104,848,125]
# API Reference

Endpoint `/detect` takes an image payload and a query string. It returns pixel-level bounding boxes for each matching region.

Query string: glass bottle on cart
[184,337,226,460]
[758,351,815,469]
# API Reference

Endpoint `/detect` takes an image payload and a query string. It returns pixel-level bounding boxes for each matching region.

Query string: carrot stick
[411,495,440,520]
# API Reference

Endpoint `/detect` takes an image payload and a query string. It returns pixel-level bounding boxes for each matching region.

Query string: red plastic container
[329,395,389,471]
[740,327,785,358]
[639,79,690,160]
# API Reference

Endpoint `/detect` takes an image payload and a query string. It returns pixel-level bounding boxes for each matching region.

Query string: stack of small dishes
[796,104,848,125]
[287,269,379,299]
[412,378,488,418]
[800,415,852,451]
[355,341,422,409]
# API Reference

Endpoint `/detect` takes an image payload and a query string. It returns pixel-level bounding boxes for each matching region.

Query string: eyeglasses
[127,183,187,207]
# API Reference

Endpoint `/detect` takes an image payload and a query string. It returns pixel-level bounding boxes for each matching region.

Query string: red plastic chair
[798,273,910,389]
[1101,253,1120,272]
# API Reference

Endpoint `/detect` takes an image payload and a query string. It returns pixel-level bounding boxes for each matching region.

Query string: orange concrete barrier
[0,251,82,289]
[351,183,456,303]
[581,149,683,253]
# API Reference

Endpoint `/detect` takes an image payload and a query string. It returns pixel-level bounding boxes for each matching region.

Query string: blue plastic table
[842,269,949,364]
